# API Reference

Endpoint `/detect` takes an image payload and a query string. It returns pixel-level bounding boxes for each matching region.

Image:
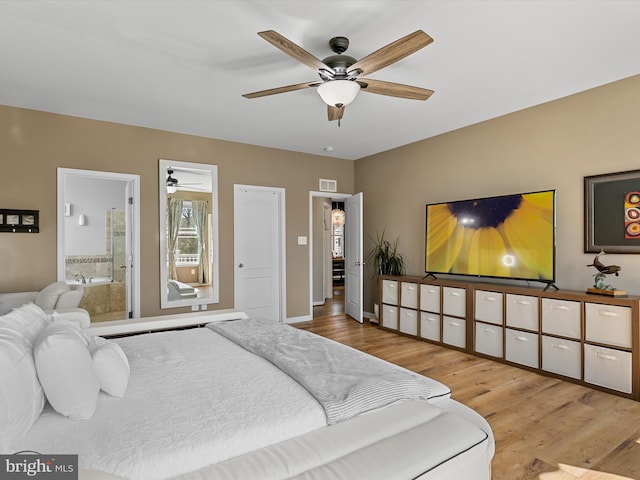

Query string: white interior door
[345,193,363,323]
[234,185,285,322]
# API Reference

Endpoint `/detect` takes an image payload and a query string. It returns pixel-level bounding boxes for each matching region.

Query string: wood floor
[297,307,640,479]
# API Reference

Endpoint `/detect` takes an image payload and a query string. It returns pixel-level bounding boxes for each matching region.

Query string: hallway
[313,285,344,319]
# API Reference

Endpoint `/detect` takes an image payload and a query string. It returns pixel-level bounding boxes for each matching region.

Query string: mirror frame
[159,159,219,309]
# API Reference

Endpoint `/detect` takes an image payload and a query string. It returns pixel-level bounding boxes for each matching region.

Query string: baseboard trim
[288,311,376,325]
[287,314,312,324]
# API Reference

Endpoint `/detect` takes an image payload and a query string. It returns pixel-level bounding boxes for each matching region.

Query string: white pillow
[33,322,100,420]
[35,281,70,311]
[90,337,130,397]
[0,303,51,346]
[52,309,91,329]
[0,328,45,451]
[62,318,91,344]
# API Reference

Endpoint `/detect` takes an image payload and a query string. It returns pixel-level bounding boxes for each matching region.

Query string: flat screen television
[425,189,556,287]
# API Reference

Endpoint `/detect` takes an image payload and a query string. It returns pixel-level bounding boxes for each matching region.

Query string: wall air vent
[319,179,337,193]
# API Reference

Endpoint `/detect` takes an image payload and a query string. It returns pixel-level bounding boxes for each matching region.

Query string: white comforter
[209,318,443,424]
[17,328,327,479]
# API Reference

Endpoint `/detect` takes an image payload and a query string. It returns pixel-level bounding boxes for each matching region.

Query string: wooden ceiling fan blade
[258,30,335,74]
[358,78,434,100]
[347,30,433,76]
[242,81,320,99]
[327,105,345,122]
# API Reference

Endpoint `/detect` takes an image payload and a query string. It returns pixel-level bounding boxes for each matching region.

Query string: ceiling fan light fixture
[317,80,360,107]
[166,169,178,193]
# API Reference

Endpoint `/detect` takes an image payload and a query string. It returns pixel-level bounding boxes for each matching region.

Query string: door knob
[238,263,244,268]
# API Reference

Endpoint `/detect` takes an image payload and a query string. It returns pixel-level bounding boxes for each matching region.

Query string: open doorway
[310,192,362,322]
[313,200,346,318]
[57,168,141,322]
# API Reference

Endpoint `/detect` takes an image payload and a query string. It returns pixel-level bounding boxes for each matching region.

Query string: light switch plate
[298,236,308,245]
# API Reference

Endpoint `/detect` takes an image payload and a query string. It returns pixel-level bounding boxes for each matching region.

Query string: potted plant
[368,231,407,276]
[368,231,406,321]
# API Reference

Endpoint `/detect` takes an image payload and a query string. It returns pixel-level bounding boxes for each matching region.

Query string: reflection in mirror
[57,168,141,322]
[159,160,219,309]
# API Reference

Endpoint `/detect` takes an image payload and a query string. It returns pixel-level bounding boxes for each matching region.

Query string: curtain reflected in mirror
[167,198,182,280]
[159,160,219,309]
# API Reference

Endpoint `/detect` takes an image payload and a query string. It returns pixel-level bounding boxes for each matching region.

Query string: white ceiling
[1,1,639,160]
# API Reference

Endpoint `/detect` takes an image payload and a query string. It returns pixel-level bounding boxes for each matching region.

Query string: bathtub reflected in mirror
[159,159,219,309]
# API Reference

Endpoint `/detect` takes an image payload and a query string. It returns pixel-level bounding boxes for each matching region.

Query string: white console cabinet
[379,275,640,401]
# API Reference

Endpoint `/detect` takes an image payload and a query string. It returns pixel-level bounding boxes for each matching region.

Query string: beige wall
[0,105,354,318]
[356,74,640,310]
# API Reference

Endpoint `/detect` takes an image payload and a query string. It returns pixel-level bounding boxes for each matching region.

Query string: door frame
[56,168,141,319]
[308,191,354,320]
[233,184,286,322]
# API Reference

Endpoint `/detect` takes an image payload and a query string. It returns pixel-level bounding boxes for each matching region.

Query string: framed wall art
[584,169,640,253]
[0,209,39,233]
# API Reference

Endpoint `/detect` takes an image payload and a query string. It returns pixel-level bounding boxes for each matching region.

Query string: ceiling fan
[242,30,434,124]
[165,168,209,193]
[166,169,179,193]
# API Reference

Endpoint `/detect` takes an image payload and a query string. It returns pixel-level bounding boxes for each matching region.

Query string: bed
[167,279,198,300]
[5,311,494,480]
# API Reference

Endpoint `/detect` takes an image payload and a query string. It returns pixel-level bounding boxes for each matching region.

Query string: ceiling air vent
[319,179,337,193]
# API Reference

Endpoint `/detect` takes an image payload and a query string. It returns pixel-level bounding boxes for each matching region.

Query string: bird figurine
[587,250,621,276]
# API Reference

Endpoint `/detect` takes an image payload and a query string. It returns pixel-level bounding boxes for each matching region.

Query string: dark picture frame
[0,208,40,233]
[584,169,640,253]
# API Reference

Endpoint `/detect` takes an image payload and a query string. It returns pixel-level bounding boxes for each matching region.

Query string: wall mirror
[159,159,219,309]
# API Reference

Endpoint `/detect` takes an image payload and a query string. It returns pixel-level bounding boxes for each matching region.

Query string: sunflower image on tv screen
[425,190,555,281]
